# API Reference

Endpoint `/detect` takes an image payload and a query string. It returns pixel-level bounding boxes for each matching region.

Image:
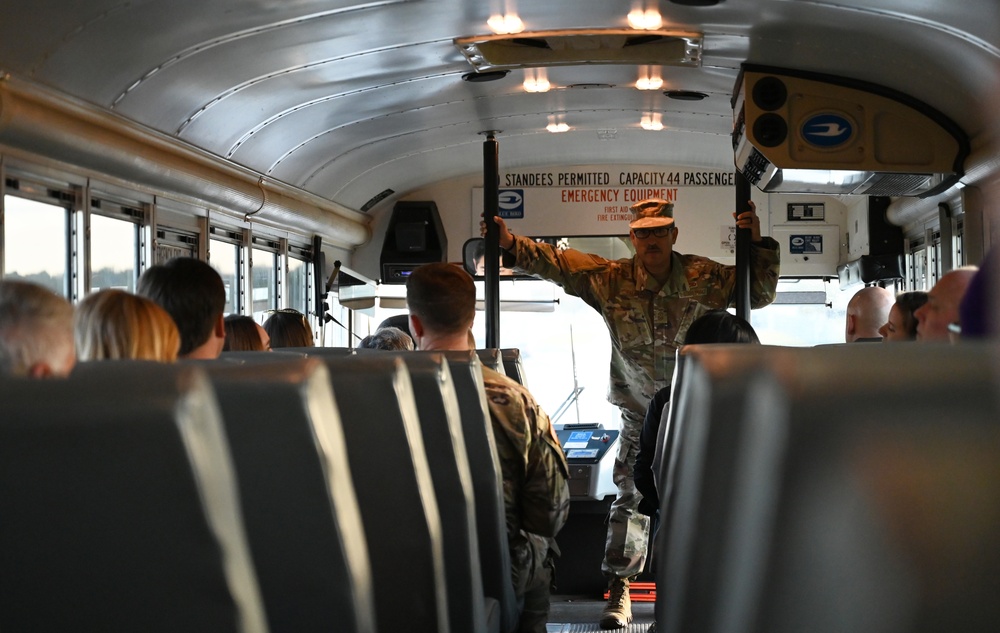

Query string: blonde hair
[75,289,180,362]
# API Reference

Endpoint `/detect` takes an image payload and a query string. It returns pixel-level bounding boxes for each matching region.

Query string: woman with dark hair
[262,309,314,348]
[878,291,929,341]
[633,309,759,517]
[222,315,271,352]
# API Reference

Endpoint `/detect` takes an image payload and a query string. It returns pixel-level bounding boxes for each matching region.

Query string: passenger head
[223,315,271,352]
[878,291,928,342]
[262,309,314,348]
[357,326,414,351]
[378,314,414,342]
[628,199,678,275]
[845,286,895,342]
[957,248,997,340]
[405,263,476,350]
[137,257,227,359]
[683,309,760,345]
[914,267,978,342]
[0,279,75,378]
[74,289,180,362]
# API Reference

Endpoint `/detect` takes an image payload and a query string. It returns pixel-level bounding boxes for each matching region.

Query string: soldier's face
[630,226,677,270]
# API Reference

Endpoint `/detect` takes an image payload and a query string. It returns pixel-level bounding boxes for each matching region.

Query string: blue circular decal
[498,190,523,211]
[801,113,854,148]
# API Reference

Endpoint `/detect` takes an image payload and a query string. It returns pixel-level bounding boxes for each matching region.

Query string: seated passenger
[377,314,414,346]
[634,310,760,518]
[956,247,997,339]
[223,315,271,351]
[914,267,979,341]
[845,286,894,342]
[878,291,929,342]
[75,289,180,362]
[405,262,570,633]
[357,326,414,351]
[263,309,314,348]
[137,257,227,359]
[0,279,75,378]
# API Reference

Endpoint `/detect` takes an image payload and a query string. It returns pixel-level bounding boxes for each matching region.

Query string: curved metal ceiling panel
[0,0,996,214]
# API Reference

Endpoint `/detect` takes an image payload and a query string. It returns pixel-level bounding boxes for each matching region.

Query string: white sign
[472,168,738,255]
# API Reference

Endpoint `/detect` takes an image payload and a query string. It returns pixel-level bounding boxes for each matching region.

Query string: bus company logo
[801,113,854,148]
[498,189,525,218]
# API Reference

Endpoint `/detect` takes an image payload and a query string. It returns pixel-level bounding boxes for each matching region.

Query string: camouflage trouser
[512,532,557,633]
[602,407,651,580]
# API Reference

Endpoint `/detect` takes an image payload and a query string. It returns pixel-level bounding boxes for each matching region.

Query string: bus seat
[659,344,1000,633]
[442,349,519,633]
[0,362,267,633]
[199,358,376,633]
[317,355,450,633]
[500,348,528,386]
[655,348,776,633]
[282,346,355,356]
[380,351,490,633]
[476,348,505,374]
[218,350,309,362]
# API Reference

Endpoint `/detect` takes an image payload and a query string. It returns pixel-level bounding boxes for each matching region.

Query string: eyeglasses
[632,226,674,239]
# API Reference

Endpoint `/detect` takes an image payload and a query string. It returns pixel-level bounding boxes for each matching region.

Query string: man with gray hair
[0,279,75,378]
[357,326,414,351]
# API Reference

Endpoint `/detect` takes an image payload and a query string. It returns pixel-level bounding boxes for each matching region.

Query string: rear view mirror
[461,238,530,279]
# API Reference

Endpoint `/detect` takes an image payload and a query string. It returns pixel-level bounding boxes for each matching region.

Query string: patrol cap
[629,199,675,229]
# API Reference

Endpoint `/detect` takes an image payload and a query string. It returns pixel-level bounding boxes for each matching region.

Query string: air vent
[455,28,702,72]
[665,90,708,101]
[461,70,510,83]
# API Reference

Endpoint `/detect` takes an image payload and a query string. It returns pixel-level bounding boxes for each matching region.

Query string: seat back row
[654,343,1000,633]
[0,348,519,633]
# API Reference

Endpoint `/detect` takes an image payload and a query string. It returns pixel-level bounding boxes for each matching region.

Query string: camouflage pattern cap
[629,199,675,229]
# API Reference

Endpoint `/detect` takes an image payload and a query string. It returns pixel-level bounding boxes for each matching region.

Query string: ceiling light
[487,14,524,35]
[641,113,664,130]
[547,122,570,133]
[628,9,663,30]
[636,67,663,90]
[524,78,551,92]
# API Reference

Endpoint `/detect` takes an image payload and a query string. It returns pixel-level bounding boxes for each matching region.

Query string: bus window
[287,251,310,315]
[210,238,240,315]
[251,247,276,322]
[3,195,69,296]
[90,213,138,293]
[749,278,852,346]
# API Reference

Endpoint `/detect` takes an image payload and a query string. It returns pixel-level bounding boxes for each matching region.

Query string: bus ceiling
[0,2,996,221]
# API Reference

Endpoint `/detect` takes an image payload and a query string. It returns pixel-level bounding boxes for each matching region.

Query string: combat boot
[599,576,632,629]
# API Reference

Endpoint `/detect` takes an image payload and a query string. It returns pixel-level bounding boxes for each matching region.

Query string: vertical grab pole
[735,171,752,322]
[483,133,501,348]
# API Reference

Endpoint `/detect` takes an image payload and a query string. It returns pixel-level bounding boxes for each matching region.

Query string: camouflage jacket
[506,235,780,419]
[482,365,570,540]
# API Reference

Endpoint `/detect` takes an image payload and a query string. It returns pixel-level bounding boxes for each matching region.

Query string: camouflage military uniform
[482,365,571,633]
[506,234,780,579]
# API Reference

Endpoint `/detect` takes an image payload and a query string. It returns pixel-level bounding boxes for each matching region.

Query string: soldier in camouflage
[487,198,779,629]
[406,262,571,633]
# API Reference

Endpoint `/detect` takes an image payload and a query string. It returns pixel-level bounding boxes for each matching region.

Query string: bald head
[845,286,895,342]
[915,267,979,342]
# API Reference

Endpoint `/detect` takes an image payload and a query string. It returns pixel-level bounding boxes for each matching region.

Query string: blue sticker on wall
[498,189,524,218]
[801,113,854,148]
[789,235,824,254]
